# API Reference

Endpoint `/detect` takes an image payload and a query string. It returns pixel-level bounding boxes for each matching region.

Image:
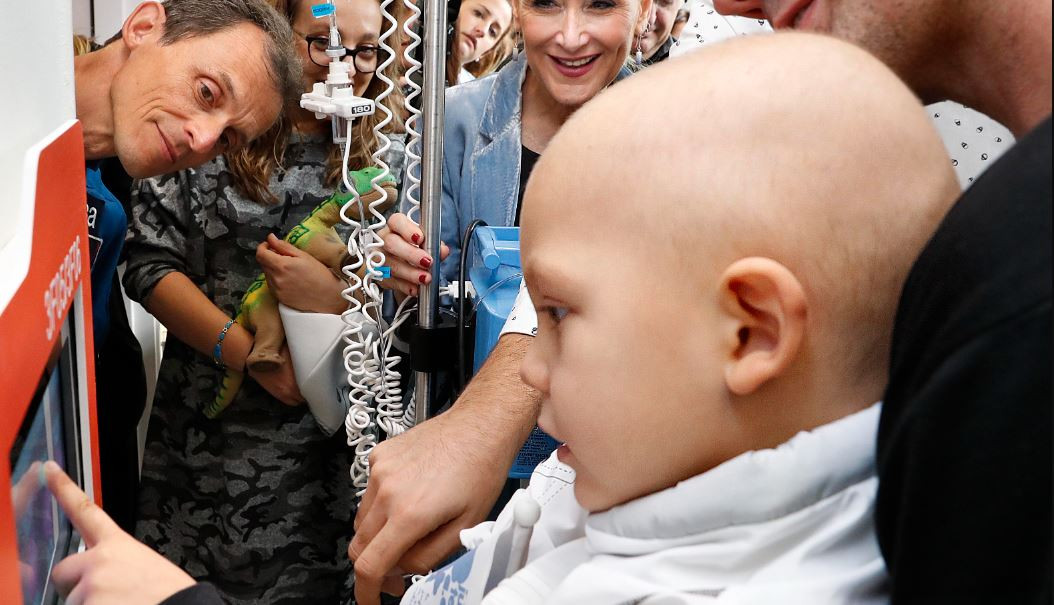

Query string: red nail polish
[420,257,432,269]
[418,274,427,284]
[411,233,421,244]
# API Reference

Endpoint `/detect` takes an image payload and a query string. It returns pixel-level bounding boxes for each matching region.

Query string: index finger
[354,521,436,605]
[386,213,423,245]
[43,460,120,547]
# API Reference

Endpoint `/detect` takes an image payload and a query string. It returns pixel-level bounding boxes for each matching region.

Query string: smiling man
[77,0,300,345]
[72,0,300,534]
[709,1,1053,603]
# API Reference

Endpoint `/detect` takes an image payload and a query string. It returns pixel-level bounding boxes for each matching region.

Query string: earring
[635,24,649,67]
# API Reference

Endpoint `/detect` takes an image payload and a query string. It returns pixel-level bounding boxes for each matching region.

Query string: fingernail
[418,274,427,284]
[420,257,432,269]
[411,233,421,244]
[39,461,48,487]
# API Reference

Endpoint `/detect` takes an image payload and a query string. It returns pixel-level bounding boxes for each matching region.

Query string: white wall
[0,1,76,256]
[73,0,93,37]
[93,0,141,41]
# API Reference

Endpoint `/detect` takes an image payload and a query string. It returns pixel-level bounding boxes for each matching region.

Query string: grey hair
[157,0,302,107]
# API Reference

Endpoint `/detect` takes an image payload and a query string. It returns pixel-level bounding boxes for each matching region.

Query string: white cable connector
[440,281,476,300]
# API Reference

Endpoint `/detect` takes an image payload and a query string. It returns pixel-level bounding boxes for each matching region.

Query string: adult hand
[350,408,510,603]
[377,213,450,298]
[349,334,540,605]
[247,343,305,406]
[256,234,347,315]
[43,461,196,605]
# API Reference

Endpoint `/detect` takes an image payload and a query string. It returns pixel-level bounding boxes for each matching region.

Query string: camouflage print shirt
[124,133,356,605]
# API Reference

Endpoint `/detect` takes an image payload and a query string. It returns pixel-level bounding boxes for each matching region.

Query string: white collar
[586,403,881,554]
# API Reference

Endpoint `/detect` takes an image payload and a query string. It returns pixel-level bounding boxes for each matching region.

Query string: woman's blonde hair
[73,34,94,56]
[228,0,406,205]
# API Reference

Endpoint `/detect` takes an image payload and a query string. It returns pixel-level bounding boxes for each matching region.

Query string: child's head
[518,32,960,512]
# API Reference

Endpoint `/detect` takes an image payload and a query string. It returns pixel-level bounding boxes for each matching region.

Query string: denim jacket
[432,52,633,285]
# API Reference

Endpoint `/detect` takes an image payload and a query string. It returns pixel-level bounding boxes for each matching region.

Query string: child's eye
[547,307,569,324]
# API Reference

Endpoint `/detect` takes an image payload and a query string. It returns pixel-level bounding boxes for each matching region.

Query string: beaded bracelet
[213,318,235,368]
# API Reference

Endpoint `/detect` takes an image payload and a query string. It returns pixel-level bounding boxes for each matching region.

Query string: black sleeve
[877,116,1052,604]
[158,583,225,605]
[878,304,1052,603]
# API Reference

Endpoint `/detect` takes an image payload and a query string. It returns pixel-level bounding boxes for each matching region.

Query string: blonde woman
[122,0,402,602]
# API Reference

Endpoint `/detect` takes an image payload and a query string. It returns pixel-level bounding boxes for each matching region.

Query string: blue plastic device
[469,227,559,479]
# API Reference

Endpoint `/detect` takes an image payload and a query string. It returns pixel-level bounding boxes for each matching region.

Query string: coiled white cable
[401,0,424,225]
[337,0,425,497]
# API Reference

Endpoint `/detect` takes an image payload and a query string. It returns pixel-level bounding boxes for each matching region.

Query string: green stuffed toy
[206,167,399,418]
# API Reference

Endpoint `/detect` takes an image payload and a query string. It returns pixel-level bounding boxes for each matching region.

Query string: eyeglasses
[302,35,387,73]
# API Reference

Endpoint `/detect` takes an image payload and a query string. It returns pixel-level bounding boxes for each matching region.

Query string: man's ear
[636,0,655,36]
[121,1,167,50]
[717,257,807,396]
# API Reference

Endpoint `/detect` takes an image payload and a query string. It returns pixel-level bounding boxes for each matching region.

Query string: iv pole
[414,0,448,425]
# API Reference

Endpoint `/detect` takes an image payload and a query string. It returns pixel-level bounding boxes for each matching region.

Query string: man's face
[110,23,283,178]
[641,0,681,58]
[712,0,943,97]
[519,153,731,513]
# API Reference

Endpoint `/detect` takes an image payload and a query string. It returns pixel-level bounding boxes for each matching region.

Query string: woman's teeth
[556,56,595,67]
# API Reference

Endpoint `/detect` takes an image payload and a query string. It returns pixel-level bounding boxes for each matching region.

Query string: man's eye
[357,47,378,58]
[199,83,215,104]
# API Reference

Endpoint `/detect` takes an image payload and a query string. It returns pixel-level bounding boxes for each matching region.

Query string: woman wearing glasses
[121,1,402,603]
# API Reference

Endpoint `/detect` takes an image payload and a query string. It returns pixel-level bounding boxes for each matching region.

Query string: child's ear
[717,257,807,396]
[121,1,167,50]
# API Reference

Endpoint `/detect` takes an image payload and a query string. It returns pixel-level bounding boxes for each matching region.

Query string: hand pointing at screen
[42,461,195,605]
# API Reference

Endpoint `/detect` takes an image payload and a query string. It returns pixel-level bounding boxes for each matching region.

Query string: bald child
[399,32,960,604]
[39,31,957,605]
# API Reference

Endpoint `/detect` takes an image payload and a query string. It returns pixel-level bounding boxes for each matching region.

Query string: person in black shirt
[713,0,1052,601]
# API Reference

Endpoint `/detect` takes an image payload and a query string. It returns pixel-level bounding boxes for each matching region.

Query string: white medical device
[300,1,425,497]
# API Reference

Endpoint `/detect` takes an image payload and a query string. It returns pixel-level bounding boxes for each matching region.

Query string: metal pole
[415,0,447,425]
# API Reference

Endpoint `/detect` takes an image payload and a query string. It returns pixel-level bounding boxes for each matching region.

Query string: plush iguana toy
[206,167,398,418]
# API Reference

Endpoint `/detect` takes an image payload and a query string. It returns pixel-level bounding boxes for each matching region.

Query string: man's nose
[185,115,225,155]
[712,0,769,19]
